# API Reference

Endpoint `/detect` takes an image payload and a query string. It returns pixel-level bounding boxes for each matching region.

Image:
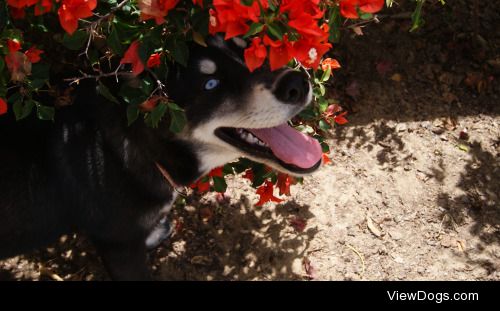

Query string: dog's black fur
[0,36,316,280]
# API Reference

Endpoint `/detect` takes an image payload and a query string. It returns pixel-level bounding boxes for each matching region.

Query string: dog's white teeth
[236,128,268,147]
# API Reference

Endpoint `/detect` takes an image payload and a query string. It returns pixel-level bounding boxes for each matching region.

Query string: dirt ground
[1,0,499,281]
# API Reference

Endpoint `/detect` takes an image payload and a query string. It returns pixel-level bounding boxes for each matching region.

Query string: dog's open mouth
[215,123,322,174]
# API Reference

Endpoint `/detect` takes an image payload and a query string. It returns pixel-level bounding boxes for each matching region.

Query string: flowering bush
[0,0,390,206]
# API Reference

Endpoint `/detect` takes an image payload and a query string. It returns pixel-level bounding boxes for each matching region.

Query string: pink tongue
[249,124,322,169]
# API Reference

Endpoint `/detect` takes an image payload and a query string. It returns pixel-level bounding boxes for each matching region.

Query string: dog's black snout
[274,71,309,104]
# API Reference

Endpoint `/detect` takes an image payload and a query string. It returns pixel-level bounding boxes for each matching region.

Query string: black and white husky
[0,36,322,280]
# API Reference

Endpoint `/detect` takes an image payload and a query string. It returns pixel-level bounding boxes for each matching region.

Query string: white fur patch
[199,59,217,75]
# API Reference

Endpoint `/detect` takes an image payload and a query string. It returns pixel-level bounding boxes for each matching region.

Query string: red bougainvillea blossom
[322,153,332,165]
[190,167,224,193]
[7,39,22,53]
[7,0,38,9]
[58,0,97,34]
[147,53,161,68]
[24,46,44,63]
[340,0,385,19]
[209,0,268,39]
[0,98,8,115]
[244,37,267,72]
[208,0,332,72]
[256,180,283,206]
[276,173,296,196]
[321,58,341,73]
[4,39,43,82]
[120,41,145,76]
[138,0,179,25]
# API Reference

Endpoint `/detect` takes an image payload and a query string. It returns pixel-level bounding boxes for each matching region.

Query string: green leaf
[107,26,124,55]
[359,12,373,20]
[240,0,254,6]
[119,84,147,105]
[0,2,10,29]
[0,58,4,73]
[29,79,47,90]
[317,98,329,113]
[298,107,317,120]
[31,63,50,81]
[97,82,120,104]
[212,176,227,193]
[171,40,189,67]
[244,23,264,38]
[167,102,186,133]
[318,83,325,96]
[410,0,426,32]
[36,104,54,121]
[13,99,35,120]
[327,6,341,43]
[126,105,140,126]
[321,142,330,153]
[7,92,22,105]
[113,18,141,44]
[148,102,168,128]
[62,30,88,50]
[318,119,331,131]
[320,67,331,82]
[266,22,284,40]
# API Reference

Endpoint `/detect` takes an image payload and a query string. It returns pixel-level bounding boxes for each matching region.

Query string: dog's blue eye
[204,79,220,90]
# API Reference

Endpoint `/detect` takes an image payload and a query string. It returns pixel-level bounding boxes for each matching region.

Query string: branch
[64,65,128,85]
[80,0,130,58]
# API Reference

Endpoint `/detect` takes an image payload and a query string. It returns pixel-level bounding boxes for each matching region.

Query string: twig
[146,68,169,99]
[346,244,366,278]
[64,65,128,85]
[80,0,130,58]
[344,15,380,30]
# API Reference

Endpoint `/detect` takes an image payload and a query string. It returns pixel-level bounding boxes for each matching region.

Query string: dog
[0,36,322,280]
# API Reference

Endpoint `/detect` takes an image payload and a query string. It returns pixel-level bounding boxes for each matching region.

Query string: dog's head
[166,35,323,176]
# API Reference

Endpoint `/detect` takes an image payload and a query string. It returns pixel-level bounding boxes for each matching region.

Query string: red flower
[322,153,332,165]
[139,96,162,112]
[120,41,145,76]
[7,39,22,54]
[58,0,97,34]
[208,167,223,178]
[209,0,267,39]
[292,37,331,70]
[242,169,254,181]
[190,178,210,192]
[0,98,8,115]
[288,12,325,39]
[321,58,341,73]
[7,0,38,9]
[147,53,161,68]
[138,0,179,25]
[340,0,384,19]
[255,181,283,206]
[263,35,293,71]
[34,0,53,16]
[244,37,267,72]
[24,46,43,63]
[333,111,348,125]
[276,173,296,196]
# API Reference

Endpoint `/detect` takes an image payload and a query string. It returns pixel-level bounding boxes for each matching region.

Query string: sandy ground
[1,0,499,280]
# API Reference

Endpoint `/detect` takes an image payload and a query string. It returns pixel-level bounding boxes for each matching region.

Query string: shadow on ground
[154,195,317,280]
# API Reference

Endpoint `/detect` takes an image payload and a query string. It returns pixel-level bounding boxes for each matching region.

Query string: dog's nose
[274,71,309,104]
